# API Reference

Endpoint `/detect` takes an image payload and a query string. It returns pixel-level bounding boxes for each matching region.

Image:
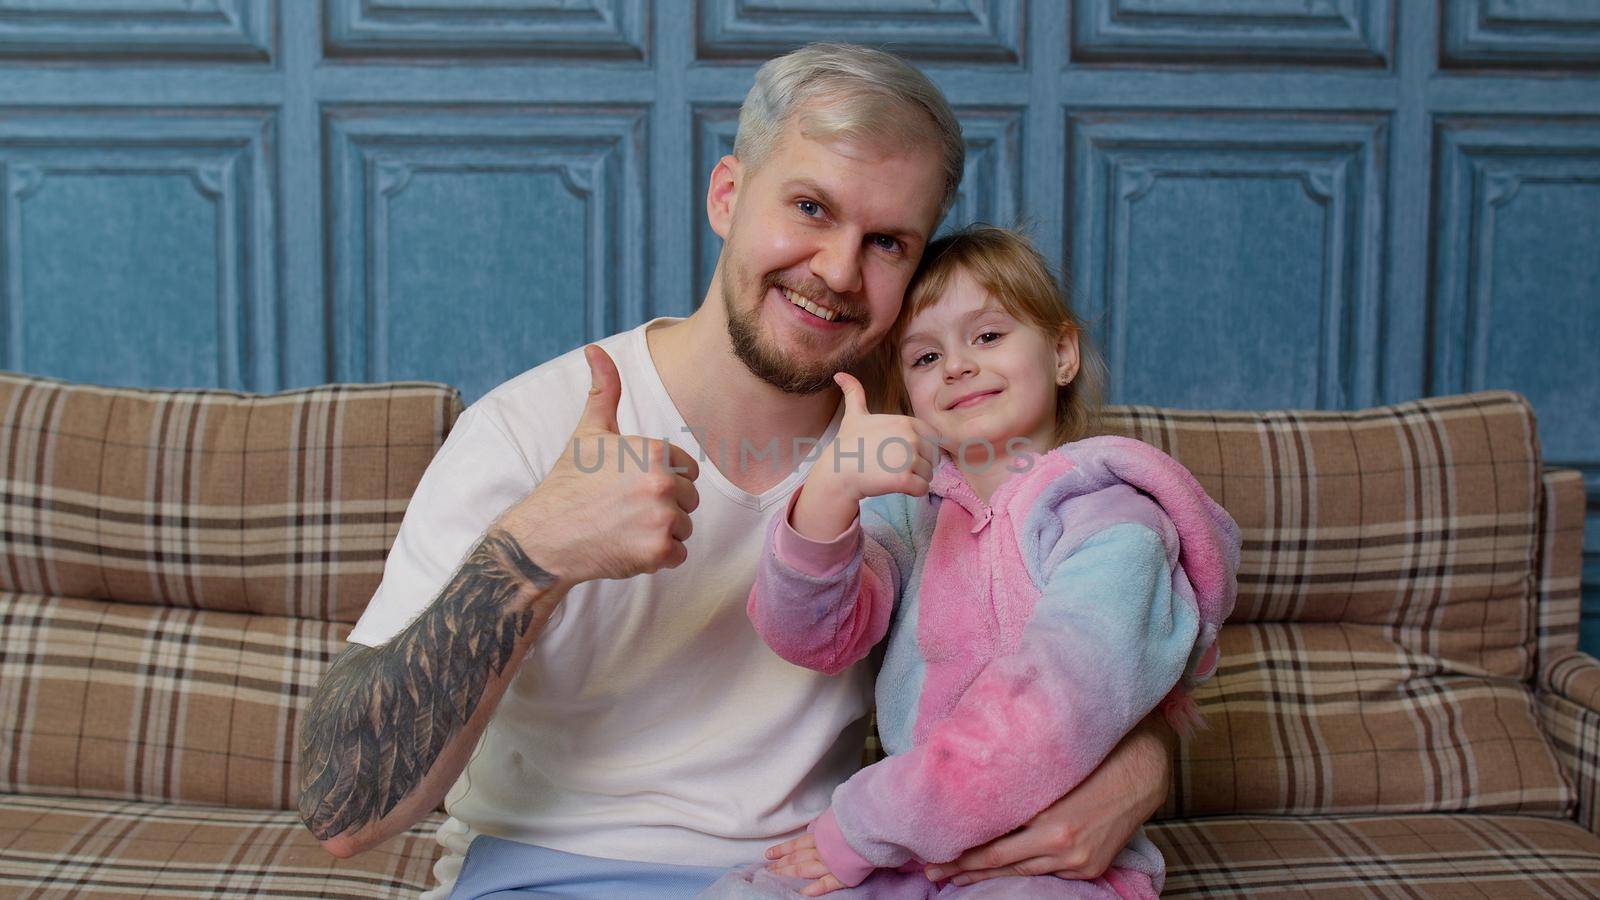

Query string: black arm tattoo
[296,527,557,842]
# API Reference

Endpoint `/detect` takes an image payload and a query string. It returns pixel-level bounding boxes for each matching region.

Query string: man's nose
[810,232,863,296]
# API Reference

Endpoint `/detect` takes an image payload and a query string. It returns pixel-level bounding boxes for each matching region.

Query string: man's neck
[645,309,840,496]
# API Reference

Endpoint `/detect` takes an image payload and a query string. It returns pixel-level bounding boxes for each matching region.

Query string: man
[297,43,1175,899]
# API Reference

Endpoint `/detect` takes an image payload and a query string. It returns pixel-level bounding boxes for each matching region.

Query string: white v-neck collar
[630,317,844,511]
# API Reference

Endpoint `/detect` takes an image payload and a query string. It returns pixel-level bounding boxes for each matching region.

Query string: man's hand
[765,833,846,897]
[497,344,700,586]
[922,713,1174,886]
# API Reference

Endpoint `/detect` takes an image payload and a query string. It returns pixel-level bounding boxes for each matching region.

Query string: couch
[1,369,1597,898]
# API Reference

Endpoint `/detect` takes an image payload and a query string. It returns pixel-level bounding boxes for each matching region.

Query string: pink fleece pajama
[699,437,1239,899]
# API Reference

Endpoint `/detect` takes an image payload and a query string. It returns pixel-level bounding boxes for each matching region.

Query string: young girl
[702,226,1239,899]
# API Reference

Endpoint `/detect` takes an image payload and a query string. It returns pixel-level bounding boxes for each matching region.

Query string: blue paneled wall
[1,0,1597,649]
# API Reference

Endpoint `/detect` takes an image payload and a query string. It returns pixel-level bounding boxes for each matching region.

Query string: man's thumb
[833,371,868,416]
[578,344,621,433]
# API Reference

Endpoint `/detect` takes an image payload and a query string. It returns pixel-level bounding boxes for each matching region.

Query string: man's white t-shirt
[345,317,868,897]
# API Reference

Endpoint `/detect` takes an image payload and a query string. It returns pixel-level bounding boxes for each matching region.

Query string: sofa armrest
[1539,652,1600,833]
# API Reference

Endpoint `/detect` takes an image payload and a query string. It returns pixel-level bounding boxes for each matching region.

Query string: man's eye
[797,200,822,217]
[911,352,938,368]
[870,234,901,253]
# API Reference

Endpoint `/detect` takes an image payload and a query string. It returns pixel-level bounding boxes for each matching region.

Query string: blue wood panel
[1431,117,1600,463]
[1070,113,1386,410]
[324,0,647,61]
[1072,0,1390,66]
[1442,0,1600,67]
[0,111,276,390]
[697,0,1023,63]
[324,106,646,402]
[0,0,272,62]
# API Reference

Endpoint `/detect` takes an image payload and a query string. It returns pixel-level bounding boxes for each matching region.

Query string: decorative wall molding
[1442,0,1600,68]
[0,110,276,390]
[1431,116,1600,465]
[1069,112,1387,409]
[323,0,646,61]
[1071,0,1390,67]
[324,105,647,396]
[0,0,272,63]
[696,0,1022,64]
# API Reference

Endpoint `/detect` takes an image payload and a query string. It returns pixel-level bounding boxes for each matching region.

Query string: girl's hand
[764,832,847,896]
[826,371,940,502]
[789,372,941,543]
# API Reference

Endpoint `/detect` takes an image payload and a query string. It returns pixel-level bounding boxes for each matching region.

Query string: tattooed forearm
[296,527,559,843]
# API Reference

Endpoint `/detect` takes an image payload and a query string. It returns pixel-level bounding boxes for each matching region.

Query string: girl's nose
[942,352,976,380]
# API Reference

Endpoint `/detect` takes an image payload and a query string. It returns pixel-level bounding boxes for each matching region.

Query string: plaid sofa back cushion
[1099,391,1542,681]
[0,372,462,623]
[1099,392,1572,818]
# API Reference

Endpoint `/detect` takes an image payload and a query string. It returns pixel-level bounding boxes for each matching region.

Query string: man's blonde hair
[871,225,1107,447]
[734,43,964,217]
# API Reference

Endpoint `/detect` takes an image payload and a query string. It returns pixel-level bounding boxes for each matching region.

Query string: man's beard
[723,273,870,395]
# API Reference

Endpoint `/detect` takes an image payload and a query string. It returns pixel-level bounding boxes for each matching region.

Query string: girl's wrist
[792,478,862,542]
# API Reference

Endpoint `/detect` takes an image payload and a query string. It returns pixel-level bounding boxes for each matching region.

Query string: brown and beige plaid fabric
[1095,393,1574,817]
[1158,622,1571,819]
[0,590,351,809]
[1150,812,1600,897]
[1536,470,1588,668]
[0,371,462,624]
[0,794,443,898]
[1098,391,1543,680]
[1540,651,1600,834]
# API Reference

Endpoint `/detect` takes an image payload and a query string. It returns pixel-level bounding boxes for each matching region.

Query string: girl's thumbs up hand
[822,372,941,504]
[785,372,942,545]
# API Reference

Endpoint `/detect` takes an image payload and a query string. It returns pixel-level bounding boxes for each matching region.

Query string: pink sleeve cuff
[773,489,862,579]
[1195,642,1220,679]
[807,807,876,888]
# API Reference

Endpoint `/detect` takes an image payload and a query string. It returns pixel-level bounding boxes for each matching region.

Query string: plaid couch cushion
[0,372,462,623]
[0,794,443,898]
[1160,622,1572,818]
[0,591,345,808]
[1150,812,1600,897]
[1099,391,1542,681]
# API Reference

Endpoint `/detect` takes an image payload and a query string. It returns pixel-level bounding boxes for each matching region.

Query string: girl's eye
[910,352,939,368]
[976,331,1003,344]
[797,200,822,217]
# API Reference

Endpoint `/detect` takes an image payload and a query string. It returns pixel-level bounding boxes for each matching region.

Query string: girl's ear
[1054,325,1081,387]
[706,155,741,240]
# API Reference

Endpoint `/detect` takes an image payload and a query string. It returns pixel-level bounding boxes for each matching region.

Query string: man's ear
[1055,325,1081,386]
[706,154,741,240]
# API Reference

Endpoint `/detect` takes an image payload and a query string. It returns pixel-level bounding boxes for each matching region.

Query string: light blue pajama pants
[450,832,1162,899]
[447,835,732,899]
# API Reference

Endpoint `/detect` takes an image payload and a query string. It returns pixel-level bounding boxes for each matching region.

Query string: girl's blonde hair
[866,225,1106,447]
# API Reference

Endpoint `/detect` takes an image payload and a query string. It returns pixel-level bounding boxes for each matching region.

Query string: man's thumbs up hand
[497,344,700,589]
